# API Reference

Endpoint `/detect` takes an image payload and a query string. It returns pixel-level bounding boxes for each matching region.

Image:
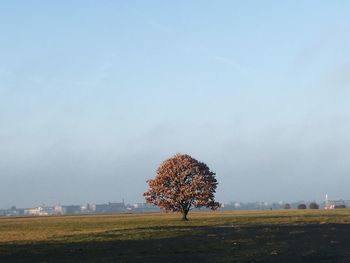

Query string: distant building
[62,205,81,214]
[24,207,38,216]
[24,207,48,216]
[53,205,63,215]
[95,202,126,213]
[87,203,96,212]
[221,201,280,211]
[80,203,96,213]
[324,194,350,209]
[128,203,159,212]
[2,206,25,216]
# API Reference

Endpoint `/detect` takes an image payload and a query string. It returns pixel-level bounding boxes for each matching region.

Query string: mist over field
[1,1,350,208]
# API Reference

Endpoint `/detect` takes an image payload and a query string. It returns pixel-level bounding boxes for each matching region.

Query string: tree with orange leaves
[144,153,220,220]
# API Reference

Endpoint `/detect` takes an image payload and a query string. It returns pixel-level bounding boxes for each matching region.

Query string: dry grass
[1,209,350,262]
[1,209,349,243]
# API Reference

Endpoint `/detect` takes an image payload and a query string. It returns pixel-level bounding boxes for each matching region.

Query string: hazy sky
[1,1,350,208]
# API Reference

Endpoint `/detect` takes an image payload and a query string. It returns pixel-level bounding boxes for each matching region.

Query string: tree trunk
[182,210,189,221]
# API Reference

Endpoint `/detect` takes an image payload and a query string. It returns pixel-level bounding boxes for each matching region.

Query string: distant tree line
[283,202,321,210]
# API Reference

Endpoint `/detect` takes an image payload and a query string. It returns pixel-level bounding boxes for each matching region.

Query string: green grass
[1,209,350,262]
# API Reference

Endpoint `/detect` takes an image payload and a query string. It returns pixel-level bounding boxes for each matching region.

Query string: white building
[324,194,350,209]
[24,207,48,216]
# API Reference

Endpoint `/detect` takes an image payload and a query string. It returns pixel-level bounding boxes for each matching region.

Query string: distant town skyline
[4,196,350,217]
[1,1,350,208]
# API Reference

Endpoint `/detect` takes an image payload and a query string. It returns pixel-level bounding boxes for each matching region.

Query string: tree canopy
[144,153,220,220]
[297,204,307,209]
[283,203,291,209]
[309,202,319,209]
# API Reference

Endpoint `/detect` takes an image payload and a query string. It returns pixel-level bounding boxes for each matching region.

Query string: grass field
[1,209,350,262]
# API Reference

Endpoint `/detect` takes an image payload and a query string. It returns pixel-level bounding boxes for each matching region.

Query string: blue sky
[1,1,350,208]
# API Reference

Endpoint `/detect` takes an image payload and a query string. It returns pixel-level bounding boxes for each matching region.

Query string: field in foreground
[1,210,350,262]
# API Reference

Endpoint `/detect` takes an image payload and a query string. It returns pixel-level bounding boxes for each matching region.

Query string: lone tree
[297,204,307,209]
[283,203,291,209]
[309,202,319,209]
[144,153,220,220]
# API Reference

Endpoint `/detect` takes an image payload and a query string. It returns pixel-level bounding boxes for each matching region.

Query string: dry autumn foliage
[144,153,220,220]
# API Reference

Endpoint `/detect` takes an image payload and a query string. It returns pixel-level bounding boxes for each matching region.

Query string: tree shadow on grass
[0,224,349,263]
